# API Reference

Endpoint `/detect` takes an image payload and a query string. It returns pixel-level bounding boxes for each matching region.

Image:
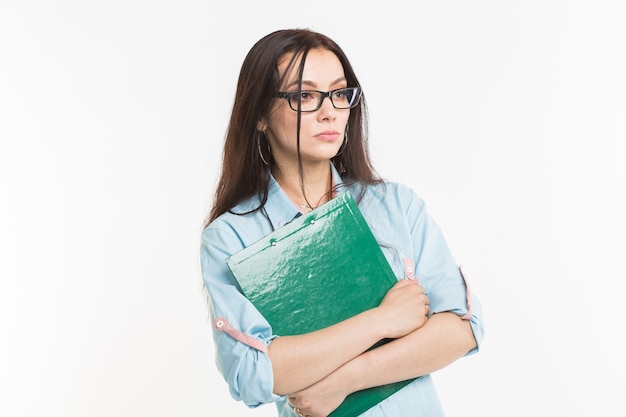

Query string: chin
[299,142,343,161]
[319,150,343,161]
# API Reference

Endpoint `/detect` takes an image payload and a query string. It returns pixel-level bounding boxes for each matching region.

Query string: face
[260,48,351,170]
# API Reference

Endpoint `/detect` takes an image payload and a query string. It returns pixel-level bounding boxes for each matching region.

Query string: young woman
[201,28,484,417]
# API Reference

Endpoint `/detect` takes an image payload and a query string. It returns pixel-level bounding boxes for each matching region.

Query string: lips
[315,130,340,141]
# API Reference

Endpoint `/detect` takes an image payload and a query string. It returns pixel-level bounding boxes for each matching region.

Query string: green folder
[226,192,414,417]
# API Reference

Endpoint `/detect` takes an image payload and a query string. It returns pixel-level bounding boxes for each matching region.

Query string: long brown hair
[206,29,382,226]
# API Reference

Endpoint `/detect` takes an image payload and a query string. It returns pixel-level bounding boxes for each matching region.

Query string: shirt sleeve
[403,187,485,355]
[200,224,282,407]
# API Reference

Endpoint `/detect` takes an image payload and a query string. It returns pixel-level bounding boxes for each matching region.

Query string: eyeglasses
[275,87,362,112]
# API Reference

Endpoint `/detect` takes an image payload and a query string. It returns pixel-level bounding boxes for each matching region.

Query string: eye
[299,91,315,101]
[333,89,348,99]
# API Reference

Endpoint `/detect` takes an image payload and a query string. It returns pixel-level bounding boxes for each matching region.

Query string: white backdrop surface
[1,1,624,416]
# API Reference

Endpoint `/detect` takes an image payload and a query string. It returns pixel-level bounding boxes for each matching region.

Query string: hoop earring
[257,131,270,165]
[335,125,349,156]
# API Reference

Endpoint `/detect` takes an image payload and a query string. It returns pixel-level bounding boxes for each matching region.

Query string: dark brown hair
[206,29,382,226]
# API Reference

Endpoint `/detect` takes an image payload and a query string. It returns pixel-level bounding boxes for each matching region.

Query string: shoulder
[204,196,259,231]
[201,195,269,253]
[358,180,426,215]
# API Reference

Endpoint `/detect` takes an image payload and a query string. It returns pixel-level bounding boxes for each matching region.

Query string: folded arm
[269,279,429,395]
[286,312,477,417]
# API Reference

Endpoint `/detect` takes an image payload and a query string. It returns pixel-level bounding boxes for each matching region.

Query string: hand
[287,372,348,417]
[376,279,430,339]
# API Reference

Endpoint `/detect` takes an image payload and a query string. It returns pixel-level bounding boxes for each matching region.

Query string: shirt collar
[264,163,345,231]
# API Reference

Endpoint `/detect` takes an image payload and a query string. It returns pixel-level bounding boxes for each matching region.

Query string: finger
[395,279,423,289]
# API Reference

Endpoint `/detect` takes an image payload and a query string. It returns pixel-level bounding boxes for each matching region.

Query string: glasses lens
[331,88,360,109]
[290,91,321,112]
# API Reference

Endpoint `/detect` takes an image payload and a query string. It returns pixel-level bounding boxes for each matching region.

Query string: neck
[273,162,333,211]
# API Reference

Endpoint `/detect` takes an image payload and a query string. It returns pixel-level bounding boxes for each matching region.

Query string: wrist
[367,306,395,340]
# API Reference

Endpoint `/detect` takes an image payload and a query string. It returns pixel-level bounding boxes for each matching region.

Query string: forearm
[268,307,387,395]
[340,312,477,392]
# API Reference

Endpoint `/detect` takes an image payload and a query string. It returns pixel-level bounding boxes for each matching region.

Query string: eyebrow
[284,77,347,91]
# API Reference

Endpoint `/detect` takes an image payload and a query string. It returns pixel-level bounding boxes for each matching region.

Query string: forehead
[278,48,345,88]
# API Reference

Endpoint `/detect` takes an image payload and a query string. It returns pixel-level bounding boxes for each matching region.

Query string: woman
[201,28,484,417]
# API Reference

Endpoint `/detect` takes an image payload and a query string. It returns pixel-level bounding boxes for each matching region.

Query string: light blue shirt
[200,165,484,416]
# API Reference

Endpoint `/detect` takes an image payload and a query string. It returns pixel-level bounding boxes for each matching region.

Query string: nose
[318,94,336,120]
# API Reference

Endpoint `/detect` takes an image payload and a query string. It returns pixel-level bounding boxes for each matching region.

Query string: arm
[201,225,282,407]
[269,278,430,395]
[342,312,475,389]
[287,313,476,417]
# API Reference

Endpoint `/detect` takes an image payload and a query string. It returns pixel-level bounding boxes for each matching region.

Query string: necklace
[288,170,333,211]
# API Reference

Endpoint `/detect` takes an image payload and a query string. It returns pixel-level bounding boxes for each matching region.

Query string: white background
[1,1,624,416]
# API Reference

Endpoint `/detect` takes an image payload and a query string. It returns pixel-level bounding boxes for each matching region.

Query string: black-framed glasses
[275,87,362,112]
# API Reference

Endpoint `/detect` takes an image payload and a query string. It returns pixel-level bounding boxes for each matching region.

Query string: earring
[257,131,270,165]
[335,125,349,156]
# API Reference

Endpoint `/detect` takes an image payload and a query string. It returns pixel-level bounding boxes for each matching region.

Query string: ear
[257,119,267,132]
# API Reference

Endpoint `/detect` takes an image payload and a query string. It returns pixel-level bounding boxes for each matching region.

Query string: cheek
[336,113,351,133]
[268,108,296,133]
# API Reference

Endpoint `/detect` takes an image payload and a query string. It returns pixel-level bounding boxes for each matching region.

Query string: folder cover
[226,192,414,417]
